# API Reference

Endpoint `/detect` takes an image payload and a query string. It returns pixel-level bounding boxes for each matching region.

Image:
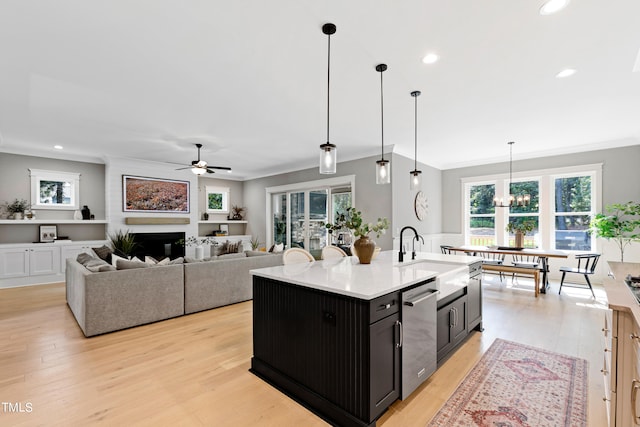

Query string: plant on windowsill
[506,220,535,248]
[323,207,389,264]
[590,201,640,262]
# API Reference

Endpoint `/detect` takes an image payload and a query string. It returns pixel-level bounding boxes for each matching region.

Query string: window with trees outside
[464,165,600,251]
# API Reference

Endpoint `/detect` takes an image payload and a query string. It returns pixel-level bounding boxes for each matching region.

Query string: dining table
[447,245,569,294]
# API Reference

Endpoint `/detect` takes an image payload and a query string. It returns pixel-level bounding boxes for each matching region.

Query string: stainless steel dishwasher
[401,283,438,400]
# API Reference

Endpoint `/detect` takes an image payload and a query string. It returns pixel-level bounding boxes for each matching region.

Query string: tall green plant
[108,230,138,257]
[590,201,640,262]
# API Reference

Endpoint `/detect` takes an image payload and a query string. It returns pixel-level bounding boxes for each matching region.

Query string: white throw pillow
[272,243,284,253]
[111,253,128,267]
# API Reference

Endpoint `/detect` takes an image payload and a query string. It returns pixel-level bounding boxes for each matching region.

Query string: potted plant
[249,235,262,251]
[5,198,29,220]
[324,207,388,264]
[506,219,536,248]
[230,205,245,220]
[590,201,640,262]
[108,230,138,258]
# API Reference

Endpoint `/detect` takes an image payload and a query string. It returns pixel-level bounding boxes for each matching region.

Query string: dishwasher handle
[403,289,438,307]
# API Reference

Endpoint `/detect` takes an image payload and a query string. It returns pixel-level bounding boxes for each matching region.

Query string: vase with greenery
[506,219,535,248]
[108,230,138,258]
[323,207,389,264]
[590,201,640,262]
[5,198,29,219]
[179,236,215,260]
[230,205,245,220]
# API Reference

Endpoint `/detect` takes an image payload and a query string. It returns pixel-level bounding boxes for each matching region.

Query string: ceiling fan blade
[175,166,192,170]
[206,165,232,171]
[206,169,216,174]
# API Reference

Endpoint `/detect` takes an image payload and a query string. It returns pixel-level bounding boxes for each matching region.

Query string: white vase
[195,245,204,260]
[73,210,83,220]
[13,212,22,220]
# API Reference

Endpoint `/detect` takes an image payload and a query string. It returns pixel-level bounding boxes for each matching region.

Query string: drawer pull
[631,333,640,341]
[603,396,610,402]
[601,369,609,375]
[602,328,609,333]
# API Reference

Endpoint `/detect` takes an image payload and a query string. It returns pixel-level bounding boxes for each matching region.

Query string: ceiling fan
[175,143,232,175]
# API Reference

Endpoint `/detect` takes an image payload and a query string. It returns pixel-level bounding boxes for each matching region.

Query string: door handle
[404,290,438,306]
[632,379,640,423]
[449,308,454,328]
[396,320,403,348]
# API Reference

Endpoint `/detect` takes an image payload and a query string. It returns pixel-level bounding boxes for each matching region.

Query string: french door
[272,189,329,255]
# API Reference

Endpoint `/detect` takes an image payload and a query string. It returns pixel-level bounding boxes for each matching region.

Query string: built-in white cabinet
[0,247,30,278]
[0,240,107,288]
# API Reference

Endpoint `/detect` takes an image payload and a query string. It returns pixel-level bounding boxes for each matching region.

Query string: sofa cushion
[116,259,149,270]
[85,258,116,272]
[245,250,270,257]
[212,252,246,260]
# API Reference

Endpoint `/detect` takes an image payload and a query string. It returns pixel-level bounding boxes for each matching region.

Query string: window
[553,175,592,251]
[266,175,355,254]
[469,183,496,246]
[507,180,540,247]
[463,164,601,251]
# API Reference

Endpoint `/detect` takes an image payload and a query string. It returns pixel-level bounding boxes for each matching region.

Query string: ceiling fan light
[191,167,207,175]
[319,143,337,174]
[421,53,439,64]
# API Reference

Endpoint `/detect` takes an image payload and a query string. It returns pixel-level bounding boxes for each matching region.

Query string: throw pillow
[226,240,243,253]
[211,242,227,257]
[168,257,184,265]
[111,253,128,267]
[272,243,284,253]
[116,259,149,270]
[84,258,115,272]
[92,245,113,262]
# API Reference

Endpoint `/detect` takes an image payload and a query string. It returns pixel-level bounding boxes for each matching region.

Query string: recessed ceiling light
[555,68,576,78]
[539,0,570,15]
[422,53,439,64]
[54,145,63,149]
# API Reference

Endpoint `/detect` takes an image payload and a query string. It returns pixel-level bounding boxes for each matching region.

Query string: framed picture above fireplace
[123,175,190,213]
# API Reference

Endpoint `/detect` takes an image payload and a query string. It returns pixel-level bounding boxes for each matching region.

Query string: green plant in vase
[323,207,388,263]
[4,198,29,219]
[506,220,535,248]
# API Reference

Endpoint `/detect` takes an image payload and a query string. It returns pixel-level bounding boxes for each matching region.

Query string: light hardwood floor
[0,275,607,426]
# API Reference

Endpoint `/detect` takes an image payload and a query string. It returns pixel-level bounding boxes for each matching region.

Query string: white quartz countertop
[251,250,481,300]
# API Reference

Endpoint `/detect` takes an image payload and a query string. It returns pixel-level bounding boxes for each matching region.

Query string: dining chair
[282,248,315,265]
[479,252,506,280]
[440,245,455,255]
[558,253,600,298]
[321,245,347,260]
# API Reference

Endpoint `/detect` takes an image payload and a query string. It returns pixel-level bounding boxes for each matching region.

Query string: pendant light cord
[326,32,331,144]
[380,69,384,160]
[414,95,418,170]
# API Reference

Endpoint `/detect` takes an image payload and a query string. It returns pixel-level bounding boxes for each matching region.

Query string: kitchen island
[250,251,482,427]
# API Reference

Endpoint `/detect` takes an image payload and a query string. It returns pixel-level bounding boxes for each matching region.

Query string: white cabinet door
[60,245,92,272]
[0,247,30,278]
[29,246,60,276]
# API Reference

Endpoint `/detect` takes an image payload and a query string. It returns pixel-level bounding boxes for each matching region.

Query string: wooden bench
[481,264,540,297]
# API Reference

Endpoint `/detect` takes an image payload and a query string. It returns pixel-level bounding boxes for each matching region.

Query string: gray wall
[242,152,441,251]
[441,145,640,233]
[0,153,106,242]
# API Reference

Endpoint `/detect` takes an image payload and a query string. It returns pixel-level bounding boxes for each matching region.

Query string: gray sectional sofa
[66,251,283,337]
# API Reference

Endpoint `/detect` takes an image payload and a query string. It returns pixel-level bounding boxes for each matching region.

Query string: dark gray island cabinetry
[252,275,409,426]
[250,252,482,427]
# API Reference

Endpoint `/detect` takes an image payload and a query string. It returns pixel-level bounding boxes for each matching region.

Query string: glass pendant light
[319,23,337,174]
[375,64,390,184]
[409,90,422,190]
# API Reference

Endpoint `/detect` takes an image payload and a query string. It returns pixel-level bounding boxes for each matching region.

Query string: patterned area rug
[427,338,588,427]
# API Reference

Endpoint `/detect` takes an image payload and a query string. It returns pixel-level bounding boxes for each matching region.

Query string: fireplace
[131,232,185,260]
